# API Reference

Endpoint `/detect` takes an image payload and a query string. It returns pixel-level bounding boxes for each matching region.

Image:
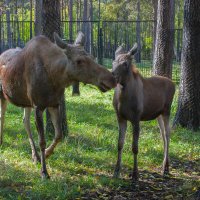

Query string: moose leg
[113,118,127,178]
[23,108,40,163]
[45,106,62,158]
[131,121,140,181]
[157,115,165,137]
[0,98,7,145]
[35,107,49,179]
[162,115,170,175]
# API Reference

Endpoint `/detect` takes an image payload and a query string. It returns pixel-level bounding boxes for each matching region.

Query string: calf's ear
[115,45,126,59]
[127,43,138,57]
[74,31,85,46]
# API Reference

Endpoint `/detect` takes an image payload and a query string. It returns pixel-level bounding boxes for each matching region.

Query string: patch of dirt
[81,159,200,200]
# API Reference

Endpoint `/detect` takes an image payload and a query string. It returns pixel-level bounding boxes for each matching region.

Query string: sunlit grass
[0,84,199,199]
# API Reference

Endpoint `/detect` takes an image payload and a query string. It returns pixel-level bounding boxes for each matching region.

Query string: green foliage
[0,84,199,199]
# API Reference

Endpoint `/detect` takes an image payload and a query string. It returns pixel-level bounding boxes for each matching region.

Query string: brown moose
[112,44,175,181]
[0,32,116,179]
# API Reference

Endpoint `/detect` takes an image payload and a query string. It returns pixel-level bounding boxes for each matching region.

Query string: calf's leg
[45,106,62,158]
[132,121,140,181]
[113,118,127,178]
[157,115,165,138]
[0,98,7,145]
[161,114,170,175]
[23,108,40,163]
[35,107,49,179]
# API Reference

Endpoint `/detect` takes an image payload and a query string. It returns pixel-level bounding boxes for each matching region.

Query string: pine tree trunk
[6,0,12,48]
[153,0,175,79]
[72,0,88,96]
[173,0,200,131]
[35,0,42,36]
[135,0,141,63]
[68,0,73,43]
[152,0,158,56]
[42,0,68,137]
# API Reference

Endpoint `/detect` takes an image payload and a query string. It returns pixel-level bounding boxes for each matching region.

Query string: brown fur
[112,45,175,180]
[0,33,116,178]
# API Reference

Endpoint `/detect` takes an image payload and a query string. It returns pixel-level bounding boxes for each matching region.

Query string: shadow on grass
[67,101,117,131]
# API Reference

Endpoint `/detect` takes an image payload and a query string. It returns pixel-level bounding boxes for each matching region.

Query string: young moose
[112,44,175,180]
[0,32,116,179]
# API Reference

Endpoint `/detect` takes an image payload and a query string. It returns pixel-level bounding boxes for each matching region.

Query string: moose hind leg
[45,106,62,158]
[157,115,165,139]
[114,118,127,178]
[162,115,170,175]
[0,98,7,145]
[132,121,140,181]
[23,107,40,163]
[35,107,49,179]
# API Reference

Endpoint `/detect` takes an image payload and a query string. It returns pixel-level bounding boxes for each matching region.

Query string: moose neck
[119,67,143,101]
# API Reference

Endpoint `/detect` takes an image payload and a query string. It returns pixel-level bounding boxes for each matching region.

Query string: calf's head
[112,44,138,84]
[54,32,116,92]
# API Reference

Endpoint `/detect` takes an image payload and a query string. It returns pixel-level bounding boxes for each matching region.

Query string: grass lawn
[0,84,199,199]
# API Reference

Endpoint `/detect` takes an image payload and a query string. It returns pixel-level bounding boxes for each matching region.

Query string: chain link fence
[0,0,182,83]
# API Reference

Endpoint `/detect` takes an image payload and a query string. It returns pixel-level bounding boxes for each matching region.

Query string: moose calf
[112,44,175,180]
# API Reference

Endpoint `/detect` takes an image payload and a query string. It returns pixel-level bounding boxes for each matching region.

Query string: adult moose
[112,44,175,181]
[0,32,116,179]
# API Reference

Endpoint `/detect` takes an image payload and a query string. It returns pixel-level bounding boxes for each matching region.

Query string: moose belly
[2,81,32,107]
[140,110,163,121]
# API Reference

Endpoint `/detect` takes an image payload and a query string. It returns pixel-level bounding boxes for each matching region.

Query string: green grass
[0,85,199,199]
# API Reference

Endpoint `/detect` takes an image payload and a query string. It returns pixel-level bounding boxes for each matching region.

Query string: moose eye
[76,59,83,65]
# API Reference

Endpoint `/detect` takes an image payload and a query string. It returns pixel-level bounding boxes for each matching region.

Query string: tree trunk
[153,0,175,79]
[135,0,141,63]
[6,0,12,48]
[173,0,200,131]
[35,0,42,36]
[176,0,182,62]
[152,0,158,56]
[42,0,68,137]
[72,0,88,96]
[68,0,73,43]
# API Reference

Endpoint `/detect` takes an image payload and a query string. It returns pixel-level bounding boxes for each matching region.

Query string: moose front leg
[131,121,140,181]
[35,107,49,179]
[114,118,127,178]
[45,106,62,158]
[23,107,40,163]
[162,115,170,175]
[0,98,7,145]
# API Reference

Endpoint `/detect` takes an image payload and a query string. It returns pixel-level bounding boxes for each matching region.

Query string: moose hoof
[32,153,41,164]
[41,171,50,180]
[32,155,41,164]
[132,171,139,182]
[162,169,170,178]
[113,171,120,179]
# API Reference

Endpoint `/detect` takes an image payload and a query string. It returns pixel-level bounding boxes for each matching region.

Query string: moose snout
[98,73,117,92]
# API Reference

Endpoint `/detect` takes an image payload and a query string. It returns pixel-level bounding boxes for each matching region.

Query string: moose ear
[127,43,138,57]
[54,32,68,49]
[74,31,85,46]
[115,45,126,59]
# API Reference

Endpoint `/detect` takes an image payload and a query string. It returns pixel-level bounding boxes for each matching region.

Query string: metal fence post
[98,24,103,65]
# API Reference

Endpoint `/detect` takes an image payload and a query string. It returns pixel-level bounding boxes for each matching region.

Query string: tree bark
[42,0,68,137]
[152,0,158,56]
[5,0,12,48]
[153,0,175,79]
[35,0,42,36]
[173,0,200,131]
[135,0,141,63]
[68,0,73,43]
[72,0,88,96]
